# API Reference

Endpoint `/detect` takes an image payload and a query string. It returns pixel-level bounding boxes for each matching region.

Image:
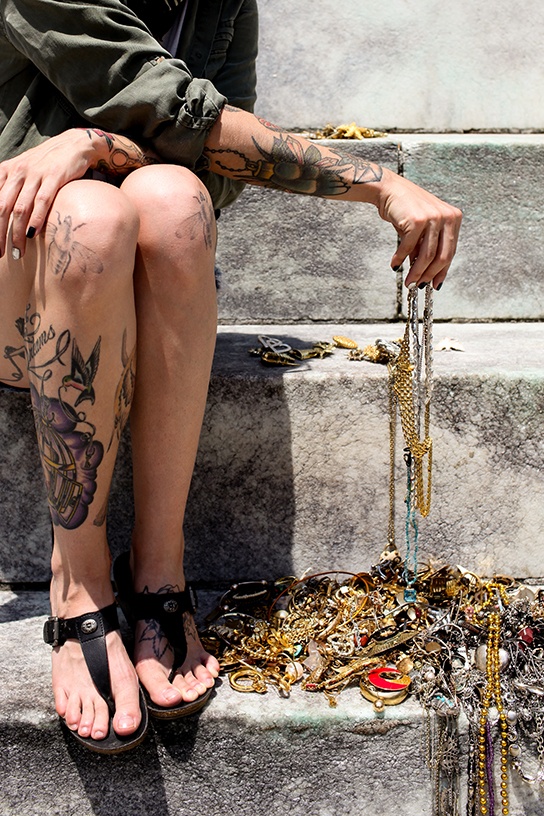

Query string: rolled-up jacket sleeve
[0,0,227,167]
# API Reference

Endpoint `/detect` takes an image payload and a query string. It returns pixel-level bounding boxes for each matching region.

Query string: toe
[53,686,68,720]
[90,696,110,741]
[172,669,208,701]
[194,655,220,684]
[78,695,95,738]
[64,692,83,732]
[137,658,184,708]
[112,688,141,735]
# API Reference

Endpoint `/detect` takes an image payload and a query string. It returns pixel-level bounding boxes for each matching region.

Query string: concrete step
[2,322,543,586]
[216,136,544,323]
[3,589,544,816]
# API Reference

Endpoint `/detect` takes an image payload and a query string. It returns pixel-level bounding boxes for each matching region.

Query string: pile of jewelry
[233,286,544,813]
[202,560,544,815]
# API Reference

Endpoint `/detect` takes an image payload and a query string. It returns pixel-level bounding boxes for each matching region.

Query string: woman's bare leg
[121,165,220,708]
[0,179,143,741]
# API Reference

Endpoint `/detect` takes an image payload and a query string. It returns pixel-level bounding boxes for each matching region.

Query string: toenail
[163,689,181,703]
[118,715,135,729]
[93,730,105,739]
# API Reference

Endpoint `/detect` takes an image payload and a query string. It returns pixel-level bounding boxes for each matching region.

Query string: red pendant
[368,666,412,692]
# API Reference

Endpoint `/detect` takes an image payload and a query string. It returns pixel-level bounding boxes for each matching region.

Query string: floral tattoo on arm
[202,126,382,196]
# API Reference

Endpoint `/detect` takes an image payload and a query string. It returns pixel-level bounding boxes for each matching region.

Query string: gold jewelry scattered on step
[332,335,359,349]
[249,335,335,366]
[295,123,388,140]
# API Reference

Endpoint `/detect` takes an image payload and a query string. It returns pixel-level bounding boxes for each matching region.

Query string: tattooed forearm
[82,128,159,176]
[202,129,382,197]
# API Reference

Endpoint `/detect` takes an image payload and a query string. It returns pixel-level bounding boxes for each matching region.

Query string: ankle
[129,538,185,593]
[130,565,186,594]
[50,559,114,618]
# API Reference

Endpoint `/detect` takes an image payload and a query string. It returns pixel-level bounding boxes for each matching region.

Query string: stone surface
[1,590,543,816]
[2,323,543,585]
[256,0,544,131]
[185,323,544,582]
[218,135,544,324]
[402,135,544,320]
[216,139,400,324]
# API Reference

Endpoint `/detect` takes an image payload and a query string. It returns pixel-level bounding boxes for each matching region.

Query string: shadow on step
[182,330,300,584]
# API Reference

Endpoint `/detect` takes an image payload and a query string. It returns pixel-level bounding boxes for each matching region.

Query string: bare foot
[133,610,219,710]
[49,579,143,742]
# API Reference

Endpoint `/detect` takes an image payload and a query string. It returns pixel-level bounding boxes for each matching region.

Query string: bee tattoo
[46,212,104,279]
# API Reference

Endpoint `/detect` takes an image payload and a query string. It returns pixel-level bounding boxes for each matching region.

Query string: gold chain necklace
[389,285,433,519]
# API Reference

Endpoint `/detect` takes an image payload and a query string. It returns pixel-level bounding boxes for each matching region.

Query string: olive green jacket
[0,0,258,207]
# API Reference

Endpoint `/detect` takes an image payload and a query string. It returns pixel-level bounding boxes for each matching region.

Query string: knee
[42,180,139,301]
[122,165,217,256]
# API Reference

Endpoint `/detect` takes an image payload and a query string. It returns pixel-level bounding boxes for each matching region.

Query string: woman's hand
[375,168,462,290]
[0,129,97,259]
[0,128,158,259]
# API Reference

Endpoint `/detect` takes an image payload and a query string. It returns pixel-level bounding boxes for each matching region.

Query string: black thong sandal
[43,603,149,754]
[113,551,212,720]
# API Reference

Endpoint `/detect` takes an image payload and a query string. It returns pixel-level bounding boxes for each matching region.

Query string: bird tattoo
[62,338,101,406]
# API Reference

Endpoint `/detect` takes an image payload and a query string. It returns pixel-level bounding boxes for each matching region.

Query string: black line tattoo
[2,305,71,383]
[107,328,136,452]
[46,212,104,279]
[139,619,173,660]
[176,191,215,250]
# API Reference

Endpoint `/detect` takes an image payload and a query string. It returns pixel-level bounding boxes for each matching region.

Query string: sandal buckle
[43,616,61,647]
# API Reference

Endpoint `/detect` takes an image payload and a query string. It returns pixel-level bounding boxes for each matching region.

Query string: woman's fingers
[9,178,46,257]
[383,173,462,289]
[0,172,26,258]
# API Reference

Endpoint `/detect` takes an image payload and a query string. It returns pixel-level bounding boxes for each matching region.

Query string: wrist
[74,127,114,170]
[362,165,395,209]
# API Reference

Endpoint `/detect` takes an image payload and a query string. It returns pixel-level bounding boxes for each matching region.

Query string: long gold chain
[477,582,510,816]
[389,286,433,517]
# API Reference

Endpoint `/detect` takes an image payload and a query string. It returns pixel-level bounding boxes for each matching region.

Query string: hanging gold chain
[389,286,433,517]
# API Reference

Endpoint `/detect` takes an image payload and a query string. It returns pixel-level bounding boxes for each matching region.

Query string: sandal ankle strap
[43,603,119,648]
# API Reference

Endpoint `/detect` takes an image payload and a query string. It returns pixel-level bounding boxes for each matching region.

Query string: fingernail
[418,282,427,290]
[26,226,36,239]
[11,247,21,261]
[392,265,401,272]
[436,282,443,291]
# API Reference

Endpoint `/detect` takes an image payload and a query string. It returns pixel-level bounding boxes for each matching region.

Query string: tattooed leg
[120,165,219,706]
[3,179,143,741]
